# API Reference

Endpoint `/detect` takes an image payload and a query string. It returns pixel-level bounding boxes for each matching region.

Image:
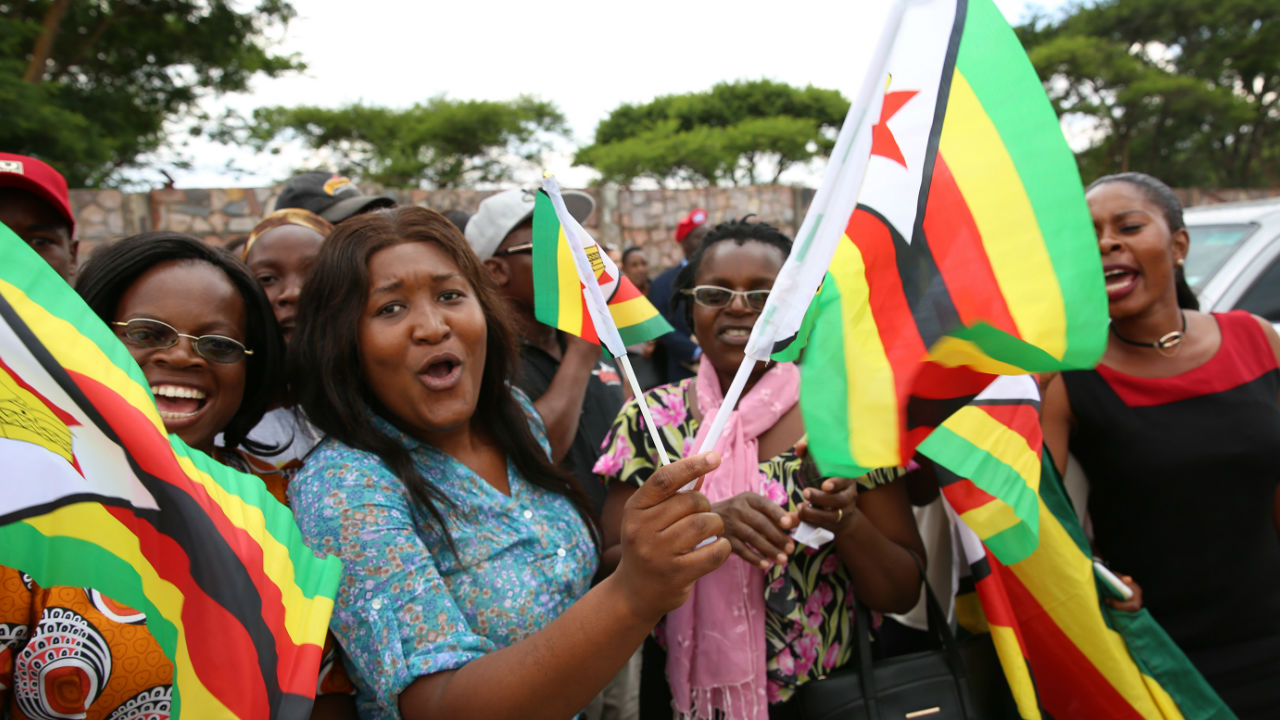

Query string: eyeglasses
[112,318,254,364]
[682,285,771,311]
[492,242,534,257]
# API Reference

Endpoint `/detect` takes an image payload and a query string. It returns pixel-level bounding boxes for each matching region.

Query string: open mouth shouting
[418,353,463,392]
[1103,264,1139,301]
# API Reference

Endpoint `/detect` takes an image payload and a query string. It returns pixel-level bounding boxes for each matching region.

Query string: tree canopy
[575,80,849,187]
[243,96,568,189]
[1018,0,1279,187]
[2,0,301,187]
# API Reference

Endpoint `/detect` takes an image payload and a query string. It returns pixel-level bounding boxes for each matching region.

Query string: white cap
[465,187,595,259]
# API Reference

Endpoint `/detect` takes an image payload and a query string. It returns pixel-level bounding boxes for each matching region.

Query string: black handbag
[791,565,981,720]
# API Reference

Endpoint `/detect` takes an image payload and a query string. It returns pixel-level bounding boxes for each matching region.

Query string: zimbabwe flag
[0,225,341,719]
[799,0,1107,478]
[532,187,671,352]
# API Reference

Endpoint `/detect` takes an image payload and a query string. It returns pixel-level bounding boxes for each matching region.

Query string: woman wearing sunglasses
[0,232,355,719]
[594,217,924,719]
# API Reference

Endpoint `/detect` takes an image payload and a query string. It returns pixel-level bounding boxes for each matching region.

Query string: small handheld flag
[534,177,672,465]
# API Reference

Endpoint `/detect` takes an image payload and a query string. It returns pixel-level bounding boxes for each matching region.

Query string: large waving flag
[532,188,671,351]
[0,226,342,719]
[796,0,1107,478]
[940,448,1235,720]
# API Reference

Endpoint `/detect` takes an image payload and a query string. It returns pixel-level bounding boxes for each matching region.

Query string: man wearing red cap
[0,153,78,282]
[647,208,710,384]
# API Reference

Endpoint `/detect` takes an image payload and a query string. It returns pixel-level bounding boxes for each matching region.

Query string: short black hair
[74,232,286,453]
[671,216,792,326]
[1087,172,1198,311]
[621,246,645,264]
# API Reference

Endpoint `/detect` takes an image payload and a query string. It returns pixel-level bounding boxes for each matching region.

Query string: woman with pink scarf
[594,217,926,719]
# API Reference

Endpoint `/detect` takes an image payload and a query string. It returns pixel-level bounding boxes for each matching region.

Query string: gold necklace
[1110,312,1187,357]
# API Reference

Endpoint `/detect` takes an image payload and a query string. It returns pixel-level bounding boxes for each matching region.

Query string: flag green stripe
[955,0,1107,366]
[531,192,563,327]
[947,321,1066,370]
[0,522,187,716]
[919,424,1040,563]
[799,278,865,478]
[169,438,341,597]
[618,314,673,348]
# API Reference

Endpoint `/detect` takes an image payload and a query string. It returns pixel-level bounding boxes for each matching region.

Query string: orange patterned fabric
[0,450,354,719]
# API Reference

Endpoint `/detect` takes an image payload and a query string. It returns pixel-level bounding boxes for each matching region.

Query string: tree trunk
[23,0,73,83]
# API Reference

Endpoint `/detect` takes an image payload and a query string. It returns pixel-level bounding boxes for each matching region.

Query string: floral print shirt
[289,391,598,719]
[593,379,900,704]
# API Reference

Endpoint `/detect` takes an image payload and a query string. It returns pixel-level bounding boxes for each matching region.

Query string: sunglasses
[492,242,534,257]
[112,318,254,364]
[682,285,771,311]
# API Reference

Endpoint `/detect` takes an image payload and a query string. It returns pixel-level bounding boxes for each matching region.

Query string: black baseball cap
[274,171,396,223]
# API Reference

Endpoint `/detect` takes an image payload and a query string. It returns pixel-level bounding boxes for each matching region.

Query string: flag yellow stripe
[1008,500,1176,716]
[988,624,1043,720]
[609,295,660,327]
[1,279,164,435]
[940,406,1040,493]
[834,240,900,468]
[939,71,1068,361]
[959,500,1022,537]
[928,335,1030,375]
[555,227,584,333]
[174,455,335,647]
[26,505,234,717]
[3,278,331,648]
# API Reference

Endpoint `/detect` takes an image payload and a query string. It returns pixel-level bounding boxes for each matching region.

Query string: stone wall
[68,182,812,269]
[67,182,1273,268]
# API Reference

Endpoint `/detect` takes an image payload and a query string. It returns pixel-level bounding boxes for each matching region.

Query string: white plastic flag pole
[543,175,673,466]
[616,353,671,466]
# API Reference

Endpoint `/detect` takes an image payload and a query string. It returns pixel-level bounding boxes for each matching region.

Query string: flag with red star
[795,0,1108,479]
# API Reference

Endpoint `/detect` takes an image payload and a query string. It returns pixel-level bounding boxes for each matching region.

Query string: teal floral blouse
[593,378,900,704]
[290,391,598,718]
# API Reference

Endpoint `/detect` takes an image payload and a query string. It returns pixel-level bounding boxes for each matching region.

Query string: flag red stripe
[71,371,313,697]
[922,155,1021,336]
[940,477,999,515]
[609,277,643,304]
[105,506,267,717]
[846,211,927,425]
[976,404,1042,450]
[972,564,1028,653]
[997,556,1149,719]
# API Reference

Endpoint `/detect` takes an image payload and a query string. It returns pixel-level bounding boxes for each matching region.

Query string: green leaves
[245,96,569,188]
[2,0,301,187]
[576,80,847,186]
[1019,0,1279,187]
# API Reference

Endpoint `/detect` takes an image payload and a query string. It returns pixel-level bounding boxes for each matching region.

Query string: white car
[1185,197,1280,321]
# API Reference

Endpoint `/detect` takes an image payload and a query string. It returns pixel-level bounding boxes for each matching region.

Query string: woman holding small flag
[594,217,925,719]
[285,206,731,720]
[1042,172,1280,717]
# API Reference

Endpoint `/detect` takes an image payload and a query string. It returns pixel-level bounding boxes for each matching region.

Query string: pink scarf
[665,355,801,720]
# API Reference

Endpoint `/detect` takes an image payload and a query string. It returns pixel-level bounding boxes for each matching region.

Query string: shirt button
[523,510,534,520]
[556,548,566,557]
[371,598,383,610]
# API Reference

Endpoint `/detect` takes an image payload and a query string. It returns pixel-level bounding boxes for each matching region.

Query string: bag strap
[853,551,971,720]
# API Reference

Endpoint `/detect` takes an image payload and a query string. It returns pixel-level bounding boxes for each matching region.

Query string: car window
[1235,257,1280,323]
[1185,223,1258,291]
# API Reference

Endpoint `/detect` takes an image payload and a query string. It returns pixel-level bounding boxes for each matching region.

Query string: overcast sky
[162,0,1064,189]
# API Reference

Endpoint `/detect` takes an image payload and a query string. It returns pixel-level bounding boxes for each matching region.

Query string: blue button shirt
[289,392,598,718]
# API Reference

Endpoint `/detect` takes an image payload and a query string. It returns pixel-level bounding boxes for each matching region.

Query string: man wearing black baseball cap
[273,171,396,223]
[0,153,78,282]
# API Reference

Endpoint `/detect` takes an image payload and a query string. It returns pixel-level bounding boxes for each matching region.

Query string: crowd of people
[0,151,1277,720]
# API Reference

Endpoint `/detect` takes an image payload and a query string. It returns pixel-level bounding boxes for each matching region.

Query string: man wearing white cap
[466,188,624,517]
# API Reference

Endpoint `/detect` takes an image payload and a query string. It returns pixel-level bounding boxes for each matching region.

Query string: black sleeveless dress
[1062,311,1280,717]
